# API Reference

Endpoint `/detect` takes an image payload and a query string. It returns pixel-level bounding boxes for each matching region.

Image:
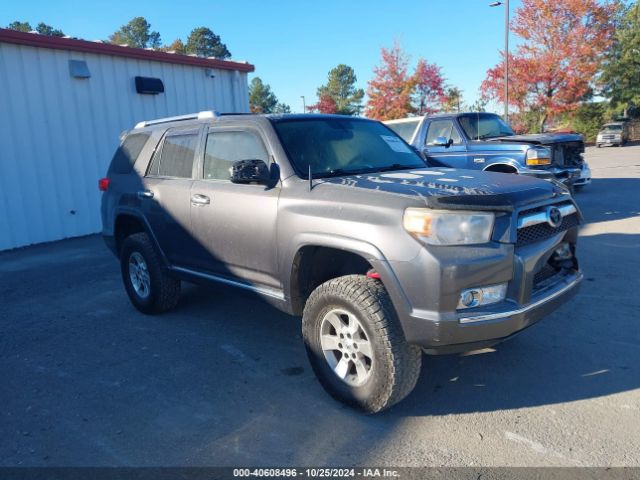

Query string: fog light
[458,283,507,309]
[553,243,572,261]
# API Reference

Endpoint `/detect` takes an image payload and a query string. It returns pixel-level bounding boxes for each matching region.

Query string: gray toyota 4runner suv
[101,112,583,413]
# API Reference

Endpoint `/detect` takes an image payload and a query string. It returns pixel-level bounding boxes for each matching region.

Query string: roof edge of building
[0,28,255,73]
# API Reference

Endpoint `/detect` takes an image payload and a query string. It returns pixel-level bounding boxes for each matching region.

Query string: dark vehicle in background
[596,122,628,147]
[385,112,591,191]
[101,112,583,413]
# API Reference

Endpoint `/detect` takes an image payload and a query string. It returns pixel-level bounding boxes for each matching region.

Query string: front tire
[302,275,422,413]
[120,233,181,314]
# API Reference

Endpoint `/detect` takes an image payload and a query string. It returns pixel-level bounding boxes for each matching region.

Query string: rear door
[140,126,203,267]
[422,119,468,168]
[188,126,281,289]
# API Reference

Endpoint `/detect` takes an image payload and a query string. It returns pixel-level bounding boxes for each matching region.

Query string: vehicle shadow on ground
[166,233,639,421]
[574,178,640,224]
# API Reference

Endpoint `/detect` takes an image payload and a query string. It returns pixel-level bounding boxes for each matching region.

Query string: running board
[170,266,285,301]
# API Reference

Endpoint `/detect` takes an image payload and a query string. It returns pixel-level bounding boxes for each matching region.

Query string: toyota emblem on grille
[547,206,562,228]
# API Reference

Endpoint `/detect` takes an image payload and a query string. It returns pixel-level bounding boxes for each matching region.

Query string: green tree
[315,64,364,115]
[601,1,640,116]
[273,102,292,114]
[469,96,488,112]
[570,102,609,141]
[441,87,463,112]
[35,22,64,37]
[249,77,278,113]
[109,17,161,49]
[7,21,32,32]
[185,27,230,59]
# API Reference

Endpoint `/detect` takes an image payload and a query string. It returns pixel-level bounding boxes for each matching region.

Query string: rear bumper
[402,271,582,353]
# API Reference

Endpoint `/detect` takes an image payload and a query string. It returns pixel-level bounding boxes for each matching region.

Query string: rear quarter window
[108,133,151,174]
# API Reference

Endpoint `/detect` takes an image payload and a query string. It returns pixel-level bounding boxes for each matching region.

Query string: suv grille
[516,208,580,247]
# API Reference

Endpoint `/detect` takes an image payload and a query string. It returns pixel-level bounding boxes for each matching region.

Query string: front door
[189,127,281,289]
[423,119,468,169]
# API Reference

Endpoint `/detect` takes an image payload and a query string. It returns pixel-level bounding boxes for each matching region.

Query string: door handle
[191,194,210,206]
[137,190,154,199]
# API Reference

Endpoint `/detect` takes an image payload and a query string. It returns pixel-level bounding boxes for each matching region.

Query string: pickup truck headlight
[403,208,495,245]
[526,147,551,166]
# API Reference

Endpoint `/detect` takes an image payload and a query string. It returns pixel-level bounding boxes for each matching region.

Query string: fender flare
[281,232,412,319]
[112,207,169,266]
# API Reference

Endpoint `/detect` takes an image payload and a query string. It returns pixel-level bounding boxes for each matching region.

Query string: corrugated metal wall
[0,42,250,250]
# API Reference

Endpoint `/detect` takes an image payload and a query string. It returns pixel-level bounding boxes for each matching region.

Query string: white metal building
[0,28,254,250]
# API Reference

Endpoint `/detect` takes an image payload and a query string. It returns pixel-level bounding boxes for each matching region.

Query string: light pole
[490,0,509,122]
[301,95,306,113]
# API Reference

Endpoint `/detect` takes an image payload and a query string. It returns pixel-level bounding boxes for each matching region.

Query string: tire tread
[303,274,421,412]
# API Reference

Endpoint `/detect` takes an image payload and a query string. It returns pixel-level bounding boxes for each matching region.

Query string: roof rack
[134,110,218,129]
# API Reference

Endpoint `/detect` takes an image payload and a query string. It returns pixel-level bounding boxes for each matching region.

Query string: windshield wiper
[316,168,367,178]
[376,163,421,172]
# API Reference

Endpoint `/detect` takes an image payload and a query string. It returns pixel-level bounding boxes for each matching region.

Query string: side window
[148,130,199,178]
[204,130,269,181]
[109,133,150,174]
[449,124,462,144]
[425,120,462,146]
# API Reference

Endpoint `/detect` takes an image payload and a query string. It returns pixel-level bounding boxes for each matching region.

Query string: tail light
[98,178,110,191]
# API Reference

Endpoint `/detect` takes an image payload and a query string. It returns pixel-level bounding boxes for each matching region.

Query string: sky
[1,0,524,113]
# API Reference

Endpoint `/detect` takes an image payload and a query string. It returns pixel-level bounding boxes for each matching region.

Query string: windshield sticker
[381,135,412,153]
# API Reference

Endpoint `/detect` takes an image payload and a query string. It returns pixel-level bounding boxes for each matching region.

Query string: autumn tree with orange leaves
[481,0,617,132]
[365,43,447,120]
[365,43,415,120]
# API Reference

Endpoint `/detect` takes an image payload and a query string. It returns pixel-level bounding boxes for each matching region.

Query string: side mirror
[230,159,271,185]
[431,136,452,147]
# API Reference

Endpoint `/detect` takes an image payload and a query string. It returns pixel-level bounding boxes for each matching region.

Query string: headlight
[526,147,551,166]
[403,208,495,245]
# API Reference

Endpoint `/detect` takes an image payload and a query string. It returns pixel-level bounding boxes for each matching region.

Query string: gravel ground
[0,145,638,467]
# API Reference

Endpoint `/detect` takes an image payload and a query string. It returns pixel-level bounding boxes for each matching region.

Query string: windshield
[385,119,421,142]
[602,124,622,132]
[458,113,515,140]
[272,117,426,178]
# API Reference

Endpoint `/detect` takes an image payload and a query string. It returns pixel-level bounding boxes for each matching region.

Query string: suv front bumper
[384,218,581,353]
[403,271,581,354]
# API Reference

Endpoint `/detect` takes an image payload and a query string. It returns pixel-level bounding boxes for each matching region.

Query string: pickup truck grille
[516,204,580,247]
[552,141,584,167]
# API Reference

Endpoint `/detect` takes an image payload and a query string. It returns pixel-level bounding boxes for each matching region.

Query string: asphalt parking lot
[1,145,639,467]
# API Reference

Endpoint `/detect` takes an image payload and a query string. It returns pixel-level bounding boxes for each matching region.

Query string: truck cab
[386,112,591,191]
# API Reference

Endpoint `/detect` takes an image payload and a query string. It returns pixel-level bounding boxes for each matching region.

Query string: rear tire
[302,275,422,413]
[120,233,180,314]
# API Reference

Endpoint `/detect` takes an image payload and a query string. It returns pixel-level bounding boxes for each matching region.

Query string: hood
[490,132,583,145]
[319,168,566,212]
